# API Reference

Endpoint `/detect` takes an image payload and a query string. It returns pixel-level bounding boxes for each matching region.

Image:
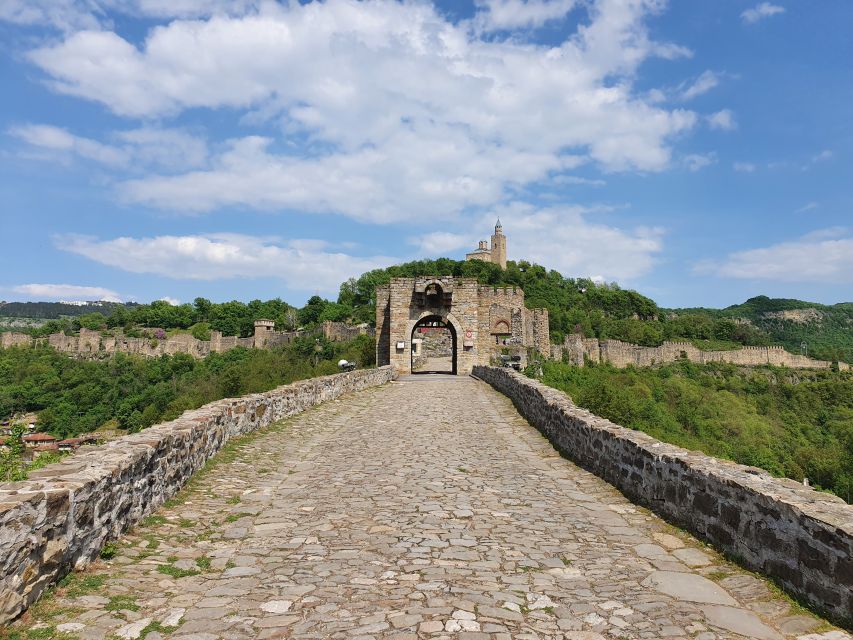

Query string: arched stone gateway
[410,315,457,374]
[376,276,550,376]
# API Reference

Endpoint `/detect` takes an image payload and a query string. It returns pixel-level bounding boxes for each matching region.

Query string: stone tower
[491,218,507,269]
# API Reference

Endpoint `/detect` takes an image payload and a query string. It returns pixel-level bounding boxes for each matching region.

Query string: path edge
[0,366,394,625]
[473,365,852,628]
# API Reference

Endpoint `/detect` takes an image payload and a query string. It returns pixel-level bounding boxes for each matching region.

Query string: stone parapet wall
[472,366,853,624]
[0,366,394,624]
[552,333,849,371]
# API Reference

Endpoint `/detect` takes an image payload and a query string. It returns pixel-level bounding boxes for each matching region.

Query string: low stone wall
[0,366,394,624]
[473,366,853,624]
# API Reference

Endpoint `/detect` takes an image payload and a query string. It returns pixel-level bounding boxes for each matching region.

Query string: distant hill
[0,301,133,319]
[672,296,853,363]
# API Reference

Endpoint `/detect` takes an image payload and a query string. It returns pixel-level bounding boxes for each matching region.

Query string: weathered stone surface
[473,365,853,625]
[0,367,393,624]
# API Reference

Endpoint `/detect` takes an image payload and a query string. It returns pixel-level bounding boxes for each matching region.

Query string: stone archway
[409,311,461,375]
[410,315,457,374]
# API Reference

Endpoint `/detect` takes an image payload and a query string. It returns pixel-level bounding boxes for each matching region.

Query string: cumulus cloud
[56,233,397,295]
[12,283,122,302]
[20,0,697,221]
[733,161,756,172]
[9,123,209,172]
[0,0,257,32]
[473,0,579,32]
[707,109,736,131]
[695,228,853,283]
[493,203,664,281]
[157,296,181,305]
[410,232,476,256]
[9,124,128,166]
[406,202,661,281]
[741,3,785,24]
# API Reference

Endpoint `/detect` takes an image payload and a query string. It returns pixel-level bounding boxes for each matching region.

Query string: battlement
[478,286,524,299]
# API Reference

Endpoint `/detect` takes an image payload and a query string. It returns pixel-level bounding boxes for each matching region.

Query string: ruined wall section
[473,366,853,624]
[0,366,395,624]
[1,321,374,362]
[553,334,848,371]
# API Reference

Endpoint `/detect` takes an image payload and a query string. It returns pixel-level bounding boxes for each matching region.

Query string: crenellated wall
[473,366,853,624]
[551,333,849,371]
[0,322,373,361]
[0,366,394,624]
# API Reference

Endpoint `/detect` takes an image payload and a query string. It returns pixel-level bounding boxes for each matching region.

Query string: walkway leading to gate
[11,377,846,639]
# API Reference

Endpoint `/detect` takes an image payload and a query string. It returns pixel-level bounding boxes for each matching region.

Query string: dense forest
[534,360,853,503]
[0,335,375,440]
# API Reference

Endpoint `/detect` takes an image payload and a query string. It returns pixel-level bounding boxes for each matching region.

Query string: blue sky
[1,0,851,309]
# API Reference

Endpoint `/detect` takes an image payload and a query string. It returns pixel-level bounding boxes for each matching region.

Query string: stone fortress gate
[376,276,549,376]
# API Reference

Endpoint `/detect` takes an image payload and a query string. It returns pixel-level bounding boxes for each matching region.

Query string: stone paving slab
[5,376,850,640]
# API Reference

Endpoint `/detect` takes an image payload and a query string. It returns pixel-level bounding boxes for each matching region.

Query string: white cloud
[157,296,181,305]
[473,0,579,32]
[9,124,128,166]
[741,3,785,24]
[551,175,607,187]
[417,203,664,281]
[492,203,664,281]
[11,283,122,302]
[9,123,209,172]
[683,152,717,172]
[707,109,736,131]
[695,228,853,283]
[0,0,257,32]
[21,0,697,221]
[56,233,397,295]
[733,161,756,172]
[680,70,719,101]
[794,202,819,214]
[410,232,475,256]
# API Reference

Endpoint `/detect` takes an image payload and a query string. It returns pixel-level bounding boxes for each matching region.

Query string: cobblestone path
[9,377,850,640]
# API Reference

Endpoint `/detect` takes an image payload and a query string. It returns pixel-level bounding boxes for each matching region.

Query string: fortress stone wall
[473,366,853,624]
[552,333,849,371]
[0,366,394,624]
[0,321,373,361]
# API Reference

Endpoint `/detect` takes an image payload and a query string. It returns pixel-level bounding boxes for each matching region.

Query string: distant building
[465,219,507,269]
[22,433,56,448]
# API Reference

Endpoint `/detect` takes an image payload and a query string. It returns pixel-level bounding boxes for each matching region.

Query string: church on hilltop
[465,219,507,269]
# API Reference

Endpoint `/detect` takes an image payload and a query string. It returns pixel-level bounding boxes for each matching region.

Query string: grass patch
[456,467,468,473]
[138,621,179,636]
[59,573,107,598]
[141,515,168,527]
[195,556,212,571]
[178,519,195,528]
[156,564,199,579]
[224,512,253,523]
[105,595,139,613]
[99,542,119,560]
[226,496,241,505]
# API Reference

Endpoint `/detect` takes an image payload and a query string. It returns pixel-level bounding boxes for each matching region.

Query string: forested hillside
[337,259,850,362]
[674,296,853,364]
[0,335,374,440]
[5,260,850,362]
[535,360,853,503]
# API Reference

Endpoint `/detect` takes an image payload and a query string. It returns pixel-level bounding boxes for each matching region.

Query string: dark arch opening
[411,315,457,375]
